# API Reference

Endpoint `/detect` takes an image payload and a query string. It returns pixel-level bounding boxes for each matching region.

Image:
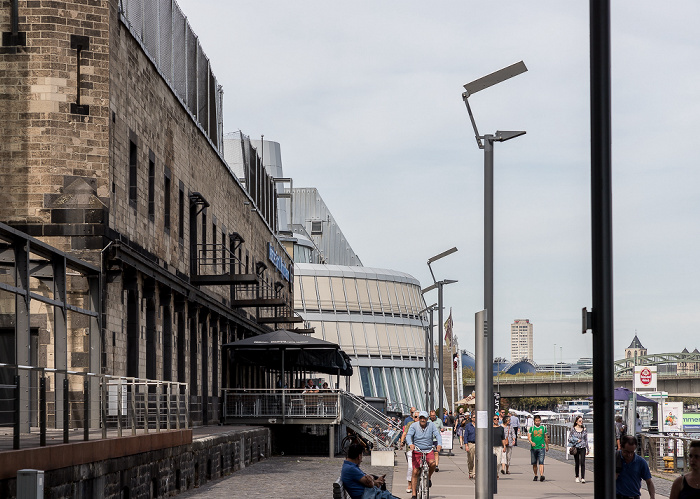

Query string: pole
[450,333,455,413]
[590,0,615,496]
[429,309,435,411]
[425,319,430,411]
[480,134,495,498]
[438,282,444,419]
[281,350,285,423]
[475,310,492,498]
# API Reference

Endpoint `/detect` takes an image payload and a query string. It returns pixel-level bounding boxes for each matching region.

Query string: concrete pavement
[392,444,668,499]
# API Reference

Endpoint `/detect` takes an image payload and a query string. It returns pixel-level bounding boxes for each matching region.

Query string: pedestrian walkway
[391,444,668,498]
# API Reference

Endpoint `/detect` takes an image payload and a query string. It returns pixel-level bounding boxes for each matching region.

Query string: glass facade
[294,263,443,413]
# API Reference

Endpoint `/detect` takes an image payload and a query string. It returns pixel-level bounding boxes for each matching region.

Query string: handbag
[569,446,578,456]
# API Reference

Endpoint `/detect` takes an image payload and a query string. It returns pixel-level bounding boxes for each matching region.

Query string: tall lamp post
[462,61,527,499]
[422,247,458,419]
[419,302,438,411]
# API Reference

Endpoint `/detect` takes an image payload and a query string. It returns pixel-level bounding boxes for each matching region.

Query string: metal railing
[340,391,401,451]
[639,434,697,474]
[0,363,188,451]
[222,388,340,421]
[222,389,402,450]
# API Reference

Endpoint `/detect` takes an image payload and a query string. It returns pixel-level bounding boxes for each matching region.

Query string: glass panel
[293,275,303,309]
[387,282,400,315]
[351,323,367,355]
[66,273,91,311]
[316,276,333,311]
[402,284,416,315]
[409,369,423,407]
[29,251,53,301]
[375,323,389,350]
[385,367,398,406]
[413,326,426,352]
[367,280,381,313]
[345,278,361,313]
[405,369,418,408]
[378,280,391,314]
[336,322,353,351]
[356,279,371,313]
[0,241,15,288]
[385,324,397,354]
[300,276,318,310]
[402,325,416,357]
[372,367,386,398]
[359,366,374,397]
[394,282,407,315]
[363,323,380,356]
[330,277,347,313]
[396,368,410,408]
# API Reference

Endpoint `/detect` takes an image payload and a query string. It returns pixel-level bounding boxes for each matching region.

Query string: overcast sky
[176,1,700,364]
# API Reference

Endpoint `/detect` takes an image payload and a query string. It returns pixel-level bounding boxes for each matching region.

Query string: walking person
[465,413,477,479]
[509,410,520,445]
[528,414,549,481]
[429,410,443,472]
[616,435,656,499]
[568,415,589,483]
[455,407,466,448]
[492,415,506,480]
[670,440,700,499]
[502,415,516,474]
[400,410,420,494]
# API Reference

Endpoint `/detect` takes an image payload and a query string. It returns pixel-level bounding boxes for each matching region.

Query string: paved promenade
[391,443,671,498]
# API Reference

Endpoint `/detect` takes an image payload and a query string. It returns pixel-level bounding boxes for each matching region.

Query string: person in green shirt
[429,410,444,471]
[527,415,549,481]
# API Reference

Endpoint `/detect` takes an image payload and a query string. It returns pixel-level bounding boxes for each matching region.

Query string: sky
[175,1,700,365]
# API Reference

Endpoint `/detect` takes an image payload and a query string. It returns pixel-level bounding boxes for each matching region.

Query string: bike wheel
[420,462,430,499]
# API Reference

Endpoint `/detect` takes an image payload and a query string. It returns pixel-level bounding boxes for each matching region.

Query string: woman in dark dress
[670,440,700,499]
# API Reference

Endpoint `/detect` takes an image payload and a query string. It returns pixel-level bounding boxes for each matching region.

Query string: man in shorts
[406,411,442,499]
[528,415,549,481]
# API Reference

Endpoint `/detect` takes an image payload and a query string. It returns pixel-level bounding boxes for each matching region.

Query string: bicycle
[412,446,434,499]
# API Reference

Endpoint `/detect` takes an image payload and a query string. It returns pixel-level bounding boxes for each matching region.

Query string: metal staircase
[339,391,401,450]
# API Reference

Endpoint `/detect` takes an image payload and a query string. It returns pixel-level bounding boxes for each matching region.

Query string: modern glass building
[294,263,443,412]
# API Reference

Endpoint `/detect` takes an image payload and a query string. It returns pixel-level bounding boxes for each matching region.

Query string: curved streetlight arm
[462,93,484,149]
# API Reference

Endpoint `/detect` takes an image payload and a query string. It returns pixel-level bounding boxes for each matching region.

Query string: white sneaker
[575,477,580,483]
[581,479,586,483]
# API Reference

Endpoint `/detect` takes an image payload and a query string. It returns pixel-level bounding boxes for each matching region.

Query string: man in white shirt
[509,410,520,445]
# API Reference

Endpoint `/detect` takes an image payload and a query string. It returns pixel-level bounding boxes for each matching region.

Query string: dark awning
[614,387,657,405]
[223,329,353,376]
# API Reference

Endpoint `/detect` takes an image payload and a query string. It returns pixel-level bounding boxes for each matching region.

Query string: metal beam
[230,298,286,308]
[190,274,258,285]
[256,316,304,324]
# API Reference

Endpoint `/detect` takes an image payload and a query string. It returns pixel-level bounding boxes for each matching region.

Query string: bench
[333,477,349,499]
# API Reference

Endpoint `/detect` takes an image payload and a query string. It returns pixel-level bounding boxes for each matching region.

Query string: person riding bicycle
[405,411,442,499]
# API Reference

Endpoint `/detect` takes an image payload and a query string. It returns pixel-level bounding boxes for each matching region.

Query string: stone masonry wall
[0,427,270,499]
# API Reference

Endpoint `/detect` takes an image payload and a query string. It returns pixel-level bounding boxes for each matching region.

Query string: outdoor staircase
[339,391,401,450]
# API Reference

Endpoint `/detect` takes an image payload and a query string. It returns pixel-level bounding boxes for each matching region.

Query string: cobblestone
[177,455,394,499]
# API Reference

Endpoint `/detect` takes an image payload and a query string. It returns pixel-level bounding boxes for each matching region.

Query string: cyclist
[406,411,442,499]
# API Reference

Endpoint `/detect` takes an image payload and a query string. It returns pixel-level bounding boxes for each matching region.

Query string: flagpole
[449,308,455,414]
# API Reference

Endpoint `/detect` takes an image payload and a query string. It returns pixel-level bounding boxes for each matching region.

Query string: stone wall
[0,427,270,499]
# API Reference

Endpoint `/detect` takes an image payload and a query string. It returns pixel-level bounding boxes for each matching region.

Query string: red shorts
[412,450,436,469]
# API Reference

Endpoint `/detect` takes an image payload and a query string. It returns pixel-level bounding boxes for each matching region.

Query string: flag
[444,308,453,348]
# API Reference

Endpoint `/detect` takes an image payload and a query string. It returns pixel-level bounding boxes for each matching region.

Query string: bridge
[463,352,700,398]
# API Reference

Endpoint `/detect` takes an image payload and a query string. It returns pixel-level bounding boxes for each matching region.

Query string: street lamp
[419,302,438,411]
[463,61,527,499]
[423,247,458,419]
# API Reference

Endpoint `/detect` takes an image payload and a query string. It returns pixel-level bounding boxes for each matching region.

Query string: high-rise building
[510,319,533,362]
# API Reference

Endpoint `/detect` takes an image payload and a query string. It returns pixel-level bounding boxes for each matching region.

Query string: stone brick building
[0,0,294,425]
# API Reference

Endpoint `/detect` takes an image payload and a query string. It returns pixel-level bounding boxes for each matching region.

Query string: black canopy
[224,329,353,376]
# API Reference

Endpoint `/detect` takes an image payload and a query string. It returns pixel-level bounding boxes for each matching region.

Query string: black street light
[462,61,527,499]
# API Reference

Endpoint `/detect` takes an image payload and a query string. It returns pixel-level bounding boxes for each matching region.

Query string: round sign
[640,367,652,385]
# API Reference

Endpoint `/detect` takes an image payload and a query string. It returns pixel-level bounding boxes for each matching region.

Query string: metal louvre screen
[197,46,209,133]
[119,0,222,151]
[172,4,186,97]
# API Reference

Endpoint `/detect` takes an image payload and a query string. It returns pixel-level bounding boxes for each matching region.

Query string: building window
[129,140,137,208]
[163,169,171,232]
[148,154,155,221]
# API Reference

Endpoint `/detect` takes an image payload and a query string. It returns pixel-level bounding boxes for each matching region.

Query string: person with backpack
[615,415,627,450]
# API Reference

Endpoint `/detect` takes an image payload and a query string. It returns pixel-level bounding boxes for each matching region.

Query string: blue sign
[268,243,290,282]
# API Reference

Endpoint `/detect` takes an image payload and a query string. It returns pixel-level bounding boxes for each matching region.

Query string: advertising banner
[662,402,684,432]
[440,427,453,450]
[634,365,657,391]
[683,413,700,431]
